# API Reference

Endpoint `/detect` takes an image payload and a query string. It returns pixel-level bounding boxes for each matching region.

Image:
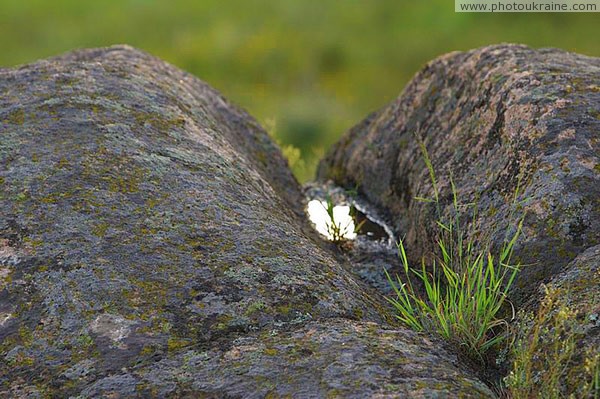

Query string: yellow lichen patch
[132,110,186,132]
[57,157,71,169]
[3,108,25,125]
[91,222,110,237]
[167,337,190,353]
[263,347,278,356]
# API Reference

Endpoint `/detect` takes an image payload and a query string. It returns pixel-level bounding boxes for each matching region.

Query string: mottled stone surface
[547,244,599,360]
[318,44,600,303]
[0,46,493,397]
[507,245,600,398]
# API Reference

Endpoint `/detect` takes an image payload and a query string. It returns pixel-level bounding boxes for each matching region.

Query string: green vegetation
[1,0,599,181]
[505,285,600,399]
[386,144,523,360]
[315,188,366,244]
[385,146,599,395]
[323,195,348,243]
[321,195,365,243]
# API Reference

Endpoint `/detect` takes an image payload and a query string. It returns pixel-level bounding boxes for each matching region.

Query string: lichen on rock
[0,45,493,397]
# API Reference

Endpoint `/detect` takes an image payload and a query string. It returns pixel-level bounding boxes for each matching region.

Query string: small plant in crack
[321,194,365,243]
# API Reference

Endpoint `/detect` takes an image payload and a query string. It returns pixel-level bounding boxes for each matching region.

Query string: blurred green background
[1,0,598,181]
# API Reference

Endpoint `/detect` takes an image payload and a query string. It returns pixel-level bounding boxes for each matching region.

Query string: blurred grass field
[1,0,598,181]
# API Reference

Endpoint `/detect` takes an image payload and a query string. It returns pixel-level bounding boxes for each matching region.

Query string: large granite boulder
[0,46,493,397]
[318,44,600,303]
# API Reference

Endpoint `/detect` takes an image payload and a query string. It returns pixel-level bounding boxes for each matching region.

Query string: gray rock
[0,46,493,397]
[547,244,599,362]
[318,44,600,304]
[506,245,600,398]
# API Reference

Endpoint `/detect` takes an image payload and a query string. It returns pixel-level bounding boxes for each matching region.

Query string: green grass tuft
[386,143,523,360]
